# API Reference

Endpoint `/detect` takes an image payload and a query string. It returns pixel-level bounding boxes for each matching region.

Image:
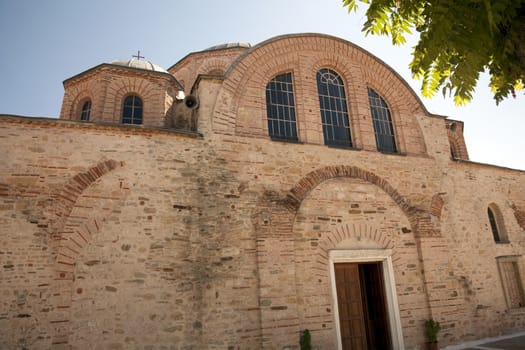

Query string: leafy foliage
[343,0,525,104]
[424,319,441,343]
[300,329,312,350]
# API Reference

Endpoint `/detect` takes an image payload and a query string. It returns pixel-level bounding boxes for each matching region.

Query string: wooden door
[335,262,392,350]
[335,263,367,349]
[360,263,392,350]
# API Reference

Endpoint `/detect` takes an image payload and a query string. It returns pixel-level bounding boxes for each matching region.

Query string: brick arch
[511,204,525,230]
[447,127,469,160]
[52,160,121,234]
[252,165,438,239]
[108,77,159,123]
[49,159,128,348]
[285,165,437,237]
[198,58,232,76]
[305,223,396,296]
[365,84,408,151]
[48,159,125,268]
[311,59,355,82]
[362,64,423,116]
[230,51,302,136]
[288,165,413,213]
[68,91,92,120]
[318,222,394,253]
[487,202,509,242]
[255,169,416,346]
[310,61,357,103]
[364,76,426,155]
[430,193,445,219]
[215,33,429,136]
[63,81,97,121]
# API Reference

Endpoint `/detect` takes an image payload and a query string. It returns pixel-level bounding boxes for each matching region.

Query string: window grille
[80,100,91,121]
[265,72,298,141]
[122,95,143,125]
[368,88,397,153]
[316,68,352,147]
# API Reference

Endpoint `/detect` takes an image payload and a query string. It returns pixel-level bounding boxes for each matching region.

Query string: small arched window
[488,204,509,243]
[122,95,143,125]
[265,72,298,141]
[368,88,397,153]
[80,100,91,121]
[317,68,352,147]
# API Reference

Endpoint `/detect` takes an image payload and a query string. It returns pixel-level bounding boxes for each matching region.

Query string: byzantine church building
[1,33,524,349]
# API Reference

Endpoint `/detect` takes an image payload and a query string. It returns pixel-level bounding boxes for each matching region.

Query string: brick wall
[169,46,248,94]
[1,33,524,350]
[60,66,179,128]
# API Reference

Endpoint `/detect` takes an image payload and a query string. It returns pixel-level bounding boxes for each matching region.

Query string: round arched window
[80,100,91,121]
[122,95,143,125]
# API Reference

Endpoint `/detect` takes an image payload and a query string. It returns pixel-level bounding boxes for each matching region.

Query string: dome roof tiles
[109,58,168,73]
[205,42,252,51]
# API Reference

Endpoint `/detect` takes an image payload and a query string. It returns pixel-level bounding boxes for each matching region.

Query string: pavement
[443,332,525,350]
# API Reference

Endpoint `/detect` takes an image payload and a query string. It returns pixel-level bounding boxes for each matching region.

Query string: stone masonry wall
[0,118,261,349]
[1,114,525,349]
[211,130,525,349]
[2,33,525,350]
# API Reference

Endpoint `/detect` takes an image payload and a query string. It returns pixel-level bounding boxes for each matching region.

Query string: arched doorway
[291,177,410,349]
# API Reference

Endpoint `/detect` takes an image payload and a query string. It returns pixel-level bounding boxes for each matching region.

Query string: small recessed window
[122,95,143,125]
[368,88,397,153]
[317,68,352,148]
[265,72,298,141]
[488,204,509,243]
[80,100,91,121]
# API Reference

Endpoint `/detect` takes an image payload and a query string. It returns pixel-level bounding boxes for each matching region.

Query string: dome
[109,58,168,73]
[205,42,252,51]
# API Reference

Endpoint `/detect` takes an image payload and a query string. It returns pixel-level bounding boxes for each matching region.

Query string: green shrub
[300,329,311,350]
[425,319,441,343]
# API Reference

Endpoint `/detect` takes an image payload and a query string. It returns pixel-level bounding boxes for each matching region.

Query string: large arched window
[265,72,298,141]
[368,88,397,153]
[488,204,509,243]
[80,100,91,121]
[122,95,143,125]
[316,68,352,147]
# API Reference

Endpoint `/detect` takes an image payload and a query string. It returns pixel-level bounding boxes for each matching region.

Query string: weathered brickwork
[446,120,469,160]
[60,65,181,128]
[1,33,525,350]
[169,46,249,94]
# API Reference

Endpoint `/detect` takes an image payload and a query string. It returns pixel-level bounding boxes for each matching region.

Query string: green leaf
[343,0,525,104]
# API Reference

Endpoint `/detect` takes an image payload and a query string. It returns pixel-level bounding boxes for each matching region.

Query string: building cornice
[0,114,202,138]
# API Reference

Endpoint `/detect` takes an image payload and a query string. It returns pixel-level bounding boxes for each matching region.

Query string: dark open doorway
[335,262,392,350]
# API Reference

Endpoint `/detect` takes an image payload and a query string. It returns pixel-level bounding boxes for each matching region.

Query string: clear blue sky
[0,0,523,169]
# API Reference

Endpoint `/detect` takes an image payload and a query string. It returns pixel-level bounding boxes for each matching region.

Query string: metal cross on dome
[132,50,145,60]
